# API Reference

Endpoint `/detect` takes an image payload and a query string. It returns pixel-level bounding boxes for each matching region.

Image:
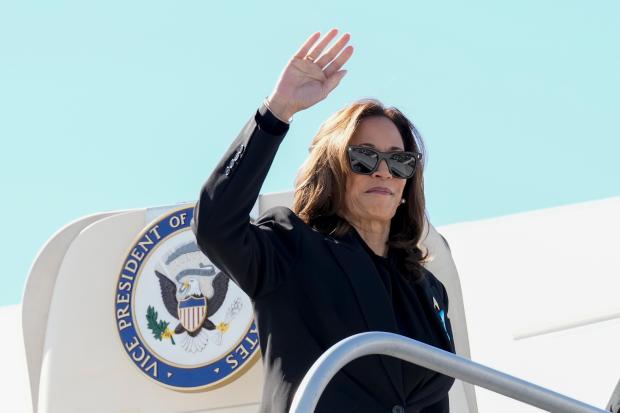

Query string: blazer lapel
[325,233,404,398]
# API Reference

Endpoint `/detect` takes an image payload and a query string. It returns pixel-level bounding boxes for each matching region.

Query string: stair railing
[289,332,608,413]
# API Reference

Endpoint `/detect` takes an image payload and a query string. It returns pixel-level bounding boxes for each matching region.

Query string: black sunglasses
[347,145,422,179]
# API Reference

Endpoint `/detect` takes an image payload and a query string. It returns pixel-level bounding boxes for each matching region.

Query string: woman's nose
[372,159,392,178]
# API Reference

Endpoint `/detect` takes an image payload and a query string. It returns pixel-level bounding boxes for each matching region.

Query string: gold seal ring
[305,55,317,62]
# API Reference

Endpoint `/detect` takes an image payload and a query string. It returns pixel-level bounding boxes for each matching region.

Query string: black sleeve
[256,102,290,135]
[192,105,301,299]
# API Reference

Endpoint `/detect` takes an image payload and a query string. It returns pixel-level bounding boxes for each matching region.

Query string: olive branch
[146,305,175,345]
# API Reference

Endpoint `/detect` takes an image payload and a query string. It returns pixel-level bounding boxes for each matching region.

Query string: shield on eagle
[178,296,208,333]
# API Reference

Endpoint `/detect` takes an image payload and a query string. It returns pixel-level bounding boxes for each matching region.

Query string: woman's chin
[357,203,398,222]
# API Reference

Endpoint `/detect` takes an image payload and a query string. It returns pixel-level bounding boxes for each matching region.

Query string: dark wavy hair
[292,98,429,282]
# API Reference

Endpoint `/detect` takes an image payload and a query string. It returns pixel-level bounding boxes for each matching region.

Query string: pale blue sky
[1,0,618,306]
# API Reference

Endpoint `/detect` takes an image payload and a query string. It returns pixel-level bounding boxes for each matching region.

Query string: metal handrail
[289,332,608,413]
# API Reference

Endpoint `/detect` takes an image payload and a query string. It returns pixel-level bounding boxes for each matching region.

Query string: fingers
[315,32,351,68]
[324,69,348,94]
[305,28,339,61]
[293,32,321,60]
[290,29,353,98]
[323,45,354,78]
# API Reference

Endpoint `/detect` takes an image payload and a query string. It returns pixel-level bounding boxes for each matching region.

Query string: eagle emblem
[115,206,259,391]
[154,242,230,353]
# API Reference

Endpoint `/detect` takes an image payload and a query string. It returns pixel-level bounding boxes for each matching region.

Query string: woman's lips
[365,186,393,195]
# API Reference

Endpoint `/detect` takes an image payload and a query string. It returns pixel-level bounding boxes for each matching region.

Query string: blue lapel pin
[433,296,451,341]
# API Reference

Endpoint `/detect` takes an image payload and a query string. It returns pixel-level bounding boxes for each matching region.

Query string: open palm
[267,29,354,120]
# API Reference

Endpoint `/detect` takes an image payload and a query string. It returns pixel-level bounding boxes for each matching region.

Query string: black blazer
[192,106,456,413]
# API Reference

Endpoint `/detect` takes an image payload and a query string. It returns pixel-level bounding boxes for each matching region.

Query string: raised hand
[266,29,354,121]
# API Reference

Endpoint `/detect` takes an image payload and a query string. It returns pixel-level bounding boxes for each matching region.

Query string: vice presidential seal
[114,206,259,391]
